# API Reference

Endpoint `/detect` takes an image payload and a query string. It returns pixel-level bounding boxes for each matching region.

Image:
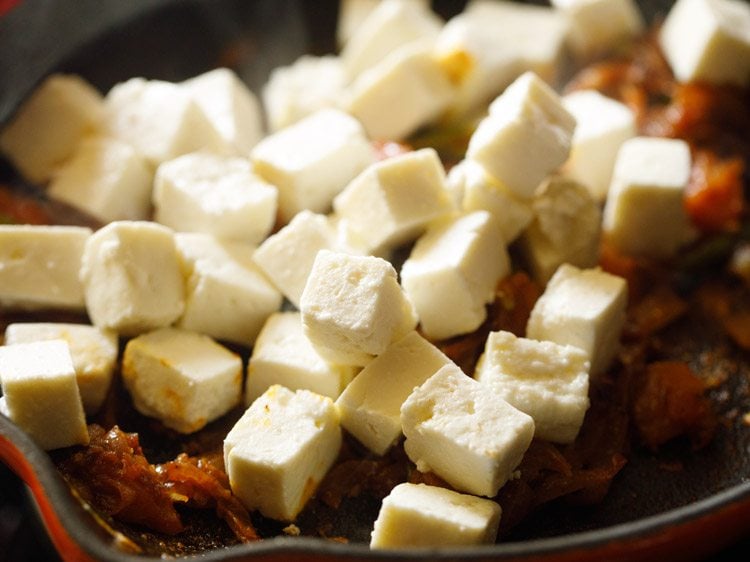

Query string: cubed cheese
[475,330,590,443]
[338,0,431,46]
[401,364,535,497]
[300,250,417,366]
[80,221,185,336]
[602,137,694,258]
[0,340,89,450]
[0,74,103,184]
[370,482,501,548]
[401,211,511,340]
[122,327,242,433]
[335,331,454,455]
[0,225,91,311]
[153,151,278,245]
[527,264,627,377]
[4,323,117,415]
[224,385,341,521]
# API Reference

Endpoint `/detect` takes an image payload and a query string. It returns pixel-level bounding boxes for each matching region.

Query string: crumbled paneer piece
[602,137,694,258]
[333,148,453,256]
[48,136,153,222]
[246,312,357,403]
[122,327,242,434]
[0,74,103,184]
[0,340,89,450]
[401,364,535,497]
[251,108,376,223]
[153,151,278,245]
[335,331,454,455]
[300,250,417,366]
[5,323,118,415]
[224,385,341,521]
[80,221,185,336]
[0,225,91,311]
[475,330,590,443]
[401,211,511,340]
[660,0,750,87]
[174,233,282,346]
[527,264,627,377]
[370,482,502,548]
[467,72,576,200]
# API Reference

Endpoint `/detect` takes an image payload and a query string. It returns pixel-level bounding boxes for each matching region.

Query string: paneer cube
[335,331,454,455]
[475,330,590,443]
[224,385,341,521]
[527,264,627,377]
[0,340,89,450]
[401,211,511,340]
[338,0,431,46]
[122,328,242,434]
[370,482,501,548]
[401,364,535,497]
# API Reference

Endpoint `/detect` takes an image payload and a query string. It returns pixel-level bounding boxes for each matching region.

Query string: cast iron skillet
[2,0,750,560]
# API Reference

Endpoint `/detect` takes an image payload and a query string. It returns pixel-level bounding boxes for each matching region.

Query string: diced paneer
[401,211,511,340]
[346,44,455,141]
[338,0,431,46]
[401,364,535,497]
[0,74,103,184]
[562,89,636,201]
[122,328,242,434]
[527,264,627,377]
[660,0,750,87]
[335,331,454,455]
[0,225,91,311]
[602,137,694,258]
[0,340,89,450]
[5,323,117,415]
[48,136,153,222]
[333,148,453,256]
[300,250,417,366]
[183,67,264,154]
[224,385,341,521]
[246,312,357,403]
[153,151,278,245]
[475,330,590,443]
[467,72,576,200]
[251,108,375,223]
[370,482,501,548]
[174,233,282,346]
[80,221,184,336]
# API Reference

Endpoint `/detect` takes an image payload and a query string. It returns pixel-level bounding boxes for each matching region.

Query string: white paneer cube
[401,211,511,340]
[4,323,117,415]
[80,221,185,336]
[660,0,750,87]
[153,151,278,245]
[224,385,341,521]
[562,90,636,201]
[300,250,417,366]
[0,225,91,311]
[338,0,431,46]
[335,331,454,455]
[602,137,694,258]
[0,74,103,184]
[346,44,455,141]
[475,330,590,444]
[401,364,535,497]
[174,233,282,346]
[333,148,453,255]
[183,67,264,154]
[0,340,89,450]
[251,108,375,223]
[527,264,627,377]
[122,327,242,434]
[47,136,153,222]
[370,482,501,548]
[467,72,576,200]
